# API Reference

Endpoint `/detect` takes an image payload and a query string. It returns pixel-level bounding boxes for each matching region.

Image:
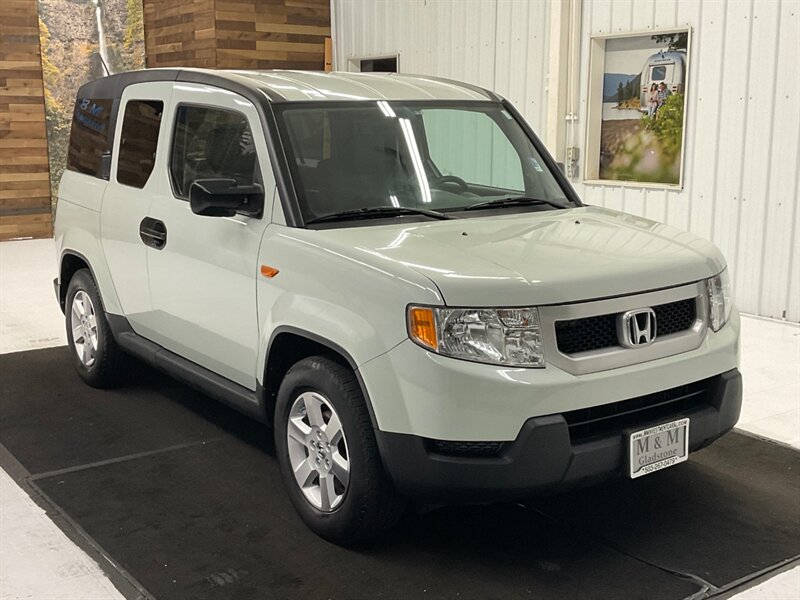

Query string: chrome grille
[555,297,697,355]
[654,298,696,336]
[555,313,617,354]
[539,282,708,375]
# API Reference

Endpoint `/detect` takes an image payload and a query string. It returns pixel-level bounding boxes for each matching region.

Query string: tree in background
[651,32,688,52]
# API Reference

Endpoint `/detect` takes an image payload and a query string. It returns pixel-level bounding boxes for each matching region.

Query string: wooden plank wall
[0,0,52,241]
[0,0,330,241]
[143,0,330,70]
[143,0,217,68]
[215,0,330,70]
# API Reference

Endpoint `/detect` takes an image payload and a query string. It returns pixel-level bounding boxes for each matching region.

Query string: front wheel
[274,356,405,545]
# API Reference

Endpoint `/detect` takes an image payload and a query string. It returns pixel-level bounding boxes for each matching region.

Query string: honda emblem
[619,308,657,347]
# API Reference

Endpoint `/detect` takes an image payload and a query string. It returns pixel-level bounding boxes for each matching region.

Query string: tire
[65,268,123,388]
[274,356,406,545]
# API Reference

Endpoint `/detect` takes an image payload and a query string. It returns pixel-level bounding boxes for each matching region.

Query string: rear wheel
[274,356,405,545]
[65,269,123,388]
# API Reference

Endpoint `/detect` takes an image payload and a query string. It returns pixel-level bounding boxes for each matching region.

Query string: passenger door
[144,84,275,390]
[100,83,170,330]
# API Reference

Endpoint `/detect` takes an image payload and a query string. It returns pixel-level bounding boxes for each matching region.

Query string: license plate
[629,418,689,479]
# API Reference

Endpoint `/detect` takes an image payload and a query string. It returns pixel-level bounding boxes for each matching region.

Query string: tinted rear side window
[117,100,164,189]
[67,97,114,177]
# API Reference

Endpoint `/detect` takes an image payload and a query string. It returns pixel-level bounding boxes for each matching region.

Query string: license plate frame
[628,417,690,479]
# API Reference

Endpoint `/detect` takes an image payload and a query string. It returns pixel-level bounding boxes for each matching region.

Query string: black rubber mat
[2,347,798,599]
[0,346,264,474]
[530,432,800,588]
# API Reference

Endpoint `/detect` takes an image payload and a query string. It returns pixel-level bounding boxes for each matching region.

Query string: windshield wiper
[306,206,453,225]
[463,195,567,211]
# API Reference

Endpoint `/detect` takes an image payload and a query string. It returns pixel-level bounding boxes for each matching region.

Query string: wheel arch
[56,216,123,316]
[263,327,380,433]
[59,251,98,312]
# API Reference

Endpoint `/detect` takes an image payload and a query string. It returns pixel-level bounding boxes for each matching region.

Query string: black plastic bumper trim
[377,369,743,502]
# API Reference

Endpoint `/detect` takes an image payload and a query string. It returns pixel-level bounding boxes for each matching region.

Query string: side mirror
[189,178,264,218]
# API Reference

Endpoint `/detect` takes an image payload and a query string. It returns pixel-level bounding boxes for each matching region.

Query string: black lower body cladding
[377,369,743,502]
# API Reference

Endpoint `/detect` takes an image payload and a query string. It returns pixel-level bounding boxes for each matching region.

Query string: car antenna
[99,55,111,76]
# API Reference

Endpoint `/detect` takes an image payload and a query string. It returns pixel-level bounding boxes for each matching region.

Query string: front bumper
[377,369,742,502]
[359,311,740,441]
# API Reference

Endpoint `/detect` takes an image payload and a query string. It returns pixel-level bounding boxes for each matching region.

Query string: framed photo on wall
[584,28,691,189]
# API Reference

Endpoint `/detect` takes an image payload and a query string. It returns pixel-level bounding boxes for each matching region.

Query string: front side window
[169,105,261,200]
[274,101,571,225]
[117,100,163,189]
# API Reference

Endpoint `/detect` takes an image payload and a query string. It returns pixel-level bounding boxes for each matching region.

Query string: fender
[267,326,363,373]
[55,200,123,315]
[265,326,379,423]
[56,249,100,311]
[253,225,444,378]
[258,292,404,372]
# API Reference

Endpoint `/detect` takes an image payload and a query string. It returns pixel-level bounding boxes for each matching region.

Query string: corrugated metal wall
[574,0,799,322]
[332,0,800,322]
[332,0,551,132]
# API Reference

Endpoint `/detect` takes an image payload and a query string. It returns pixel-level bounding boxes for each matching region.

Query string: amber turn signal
[260,265,280,278]
[408,306,437,350]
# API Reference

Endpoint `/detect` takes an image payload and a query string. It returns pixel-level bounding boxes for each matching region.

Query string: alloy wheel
[71,290,98,368]
[286,391,350,512]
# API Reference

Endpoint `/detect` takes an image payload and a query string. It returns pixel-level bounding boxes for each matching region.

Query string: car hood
[313,206,726,306]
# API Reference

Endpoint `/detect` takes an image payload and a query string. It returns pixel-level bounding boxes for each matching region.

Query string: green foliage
[642,94,684,158]
[124,0,145,70]
[39,17,70,203]
[600,94,684,185]
[651,32,688,51]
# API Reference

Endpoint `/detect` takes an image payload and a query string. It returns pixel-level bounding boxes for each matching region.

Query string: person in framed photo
[656,82,672,118]
[647,83,659,118]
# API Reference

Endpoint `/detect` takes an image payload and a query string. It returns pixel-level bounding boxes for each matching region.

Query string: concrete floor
[1,238,798,599]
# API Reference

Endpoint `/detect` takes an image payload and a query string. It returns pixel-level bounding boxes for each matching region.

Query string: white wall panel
[333,0,549,133]
[573,0,800,322]
[332,0,799,321]
[758,0,800,322]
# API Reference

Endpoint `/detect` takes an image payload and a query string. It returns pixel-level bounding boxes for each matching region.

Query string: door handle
[139,217,167,250]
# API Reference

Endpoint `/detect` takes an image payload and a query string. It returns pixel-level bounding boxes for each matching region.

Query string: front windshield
[274,101,572,224]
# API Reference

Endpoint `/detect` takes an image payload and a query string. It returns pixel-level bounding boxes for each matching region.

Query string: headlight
[707,268,733,332]
[407,306,545,367]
